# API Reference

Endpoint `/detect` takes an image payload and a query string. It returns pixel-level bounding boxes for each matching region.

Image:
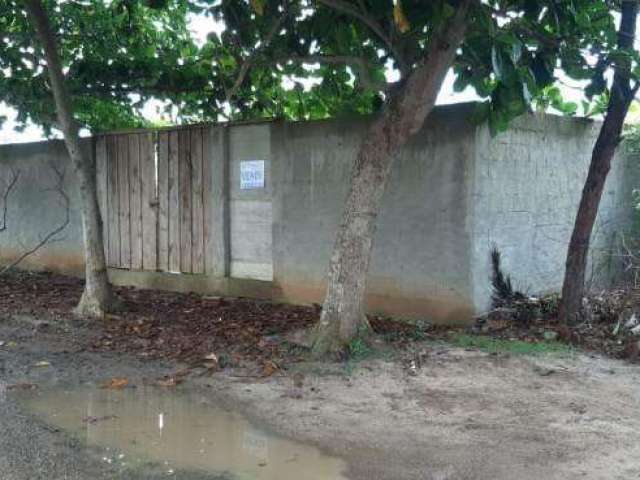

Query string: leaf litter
[4,270,640,371]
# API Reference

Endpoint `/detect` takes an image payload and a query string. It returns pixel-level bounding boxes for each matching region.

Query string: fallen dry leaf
[34,361,50,367]
[7,382,37,391]
[155,376,183,387]
[101,377,129,389]
[487,319,510,331]
[83,415,118,424]
[203,361,219,373]
[262,360,279,377]
[173,368,192,378]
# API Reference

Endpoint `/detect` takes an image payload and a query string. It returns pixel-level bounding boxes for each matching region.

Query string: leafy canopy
[3,0,635,135]
[1,0,199,133]
[197,0,624,133]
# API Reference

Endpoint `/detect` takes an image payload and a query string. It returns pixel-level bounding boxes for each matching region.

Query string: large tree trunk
[559,1,638,324]
[312,1,472,355]
[25,0,118,318]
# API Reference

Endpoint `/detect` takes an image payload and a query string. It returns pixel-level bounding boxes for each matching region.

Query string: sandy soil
[207,347,640,480]
[1,313,640,480]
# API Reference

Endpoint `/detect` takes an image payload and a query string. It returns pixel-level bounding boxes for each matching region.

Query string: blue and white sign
[240,160,265,189]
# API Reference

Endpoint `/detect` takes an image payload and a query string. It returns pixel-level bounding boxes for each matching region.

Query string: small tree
[6,0,197,316]
[24,0,118,316]
[559,1,640,324]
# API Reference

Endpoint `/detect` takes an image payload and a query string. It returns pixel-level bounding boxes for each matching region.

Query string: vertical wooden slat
[209,126,230,277]
[95,136,108,259]
[191,127,205,274]
[140,132,158,271]
[128,134,143,270]
[117,135,131,269]
[179,129,193,273]
[168,130,180,273]
[157,131,169,272]
[202,126,214,274]
[106,135,120,268]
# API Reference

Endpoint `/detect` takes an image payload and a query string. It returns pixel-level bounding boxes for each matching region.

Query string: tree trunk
[25,0,118,318]
[312,1,472,355]
[559,1,638,324]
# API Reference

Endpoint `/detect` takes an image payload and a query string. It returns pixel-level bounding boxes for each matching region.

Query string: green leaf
[585,73,607,99]
[530,55,554,87]
[491,45,505,81]
[495,32,523,65]
[488,108,509,137]
[470,101,491,125]
[510,41,523,65]
[522,81,533,105]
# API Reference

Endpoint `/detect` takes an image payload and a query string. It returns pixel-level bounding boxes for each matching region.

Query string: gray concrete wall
[469,113,637,313]
[272,105,477,322]
[0,139,85,274]
[1,105,637,324]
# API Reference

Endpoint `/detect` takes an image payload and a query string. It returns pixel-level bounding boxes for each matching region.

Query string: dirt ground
[3,270,637,368]
[1,311,640,480]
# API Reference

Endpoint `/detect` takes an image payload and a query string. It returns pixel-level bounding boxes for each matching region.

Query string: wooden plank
[95,136,108,259]
[128,134,143,270]
[202,126,214,274]
[106,135,120,267]
[191,127,205,274]
[179,129,193,273]
[117,134,131,269]
[157,131,169,271]
[168,130,180,273]
[140,132,158,271]
[208,126,230,277]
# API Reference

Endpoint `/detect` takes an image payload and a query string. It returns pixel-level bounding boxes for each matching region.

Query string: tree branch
[486,4,561,49]
[0,169,20,233]
[226,15,286,103]
[315,0,409,76]
[0,164,70,276]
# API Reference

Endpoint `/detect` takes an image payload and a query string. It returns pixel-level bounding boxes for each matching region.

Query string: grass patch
[450,334,573,356]
[341,336,399,376]
[348,337,371,360]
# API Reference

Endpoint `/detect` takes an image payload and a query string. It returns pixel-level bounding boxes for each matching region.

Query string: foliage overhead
[2,0,638,134]
[1,0,200,133]
[195,0,629,132]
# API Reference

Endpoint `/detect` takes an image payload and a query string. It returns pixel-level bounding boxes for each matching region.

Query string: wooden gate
[96,126,212,274]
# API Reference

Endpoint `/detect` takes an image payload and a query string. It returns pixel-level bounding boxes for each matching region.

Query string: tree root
[73,289,123,319]
[310,315,372,360]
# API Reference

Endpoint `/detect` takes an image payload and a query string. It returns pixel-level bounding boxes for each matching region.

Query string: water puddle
[17,386,348,479]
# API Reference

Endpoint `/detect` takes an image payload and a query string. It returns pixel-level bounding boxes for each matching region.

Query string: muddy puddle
[17,386,348,479]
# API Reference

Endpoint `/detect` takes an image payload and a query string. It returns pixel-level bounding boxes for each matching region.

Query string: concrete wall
[469,113,637,313]
[272,105,476,322]
[0,139,85,274]
[1,104,637,324]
